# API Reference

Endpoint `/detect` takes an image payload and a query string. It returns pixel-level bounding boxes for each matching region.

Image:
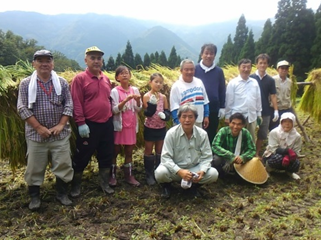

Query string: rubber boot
[70,171,83,198]
[123,163,140,186]
[160,183,171,199]
[56,177,73,206]
[28,186,41,210]
[99,168,115,194]
[109,164,117,187]
[144,155,156,185]
[155,154,161,169]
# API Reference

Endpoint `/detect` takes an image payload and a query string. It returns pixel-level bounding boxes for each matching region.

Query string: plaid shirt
[17,75,73,142]
[212,127,255,163]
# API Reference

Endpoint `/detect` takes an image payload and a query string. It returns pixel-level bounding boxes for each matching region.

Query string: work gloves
[218,108,225,120]
[78,124,90,138]
[272,110,279,122]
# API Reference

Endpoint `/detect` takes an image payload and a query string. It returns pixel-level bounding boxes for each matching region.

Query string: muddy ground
[0,114,321,240]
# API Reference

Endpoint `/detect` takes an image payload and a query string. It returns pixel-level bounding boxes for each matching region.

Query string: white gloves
[149,94,157,104]
[272,110,279,122]
[218,108,225,120]
[158,112,166,120]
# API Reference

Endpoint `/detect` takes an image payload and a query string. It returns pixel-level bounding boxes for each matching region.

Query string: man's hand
[203,117,209,129]
[177,169,194,181]
[272,110,279,122]
[192,171,204,183]
[49,123,64,136]
[233,156,243,164]
[78,124,90,138]
[36,125,51,139]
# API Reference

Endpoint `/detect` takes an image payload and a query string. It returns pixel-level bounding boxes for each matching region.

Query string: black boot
[99,168,115,194]
[155,154,161,168]
[160,183,171,199]
[28,186,41,210]
[70,171,83,198]
[144,155,156,185]
[189,183,202,198]
[56,177,73,206]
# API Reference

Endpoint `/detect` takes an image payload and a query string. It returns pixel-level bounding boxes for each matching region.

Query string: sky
[1,0,320,26]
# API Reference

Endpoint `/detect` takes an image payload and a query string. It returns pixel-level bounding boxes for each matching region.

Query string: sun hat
[33,50,53,60]
[85,46,104,55]
[234,157,269,184]
[277,60,290,69]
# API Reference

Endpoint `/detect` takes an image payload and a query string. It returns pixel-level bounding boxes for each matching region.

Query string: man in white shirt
[170,59,210,129]
[155,103,218,198]
[225,59,262,143]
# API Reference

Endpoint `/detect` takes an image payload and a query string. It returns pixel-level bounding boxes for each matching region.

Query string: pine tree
[270,0,315,80]
[255,19,273,57]
[134,53,143,68]
[122,40,135,68]
[219,34,235,66]
[168,46,178,69]
[311,4,321,69]
[239,29,255,62]
[150,53,156,64]
[115,53,122,67]
[159,51,168,66]
[154,51,159,64]
[106,56,116,71]
[233,15,248,63]
[143,53,151,68]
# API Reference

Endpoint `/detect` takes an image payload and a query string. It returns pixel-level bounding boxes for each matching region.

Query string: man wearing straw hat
[212,113,269,185]
[17,50,74,210]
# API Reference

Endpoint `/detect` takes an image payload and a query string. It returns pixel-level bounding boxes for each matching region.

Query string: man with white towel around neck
[17,50,74,210]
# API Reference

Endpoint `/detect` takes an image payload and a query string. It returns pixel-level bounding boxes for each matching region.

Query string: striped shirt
[17,75,73,142]
[212,127,255,163]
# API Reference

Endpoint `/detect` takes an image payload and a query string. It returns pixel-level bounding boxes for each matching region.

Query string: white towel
[234,130,242,156]
[28,70,61,109]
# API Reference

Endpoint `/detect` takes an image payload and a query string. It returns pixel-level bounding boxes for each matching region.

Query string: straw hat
[234,157,269,184]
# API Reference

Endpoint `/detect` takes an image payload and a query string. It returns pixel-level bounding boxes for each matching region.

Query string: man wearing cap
[249,54,278,157]
[70,46,114,197]
[17,49,74,210]
[212,112,256,177]
[269,60,293,130]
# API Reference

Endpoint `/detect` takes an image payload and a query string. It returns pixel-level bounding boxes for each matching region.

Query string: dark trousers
[264,153,300,173]
[206,111,219,145]
[72,118,114,172]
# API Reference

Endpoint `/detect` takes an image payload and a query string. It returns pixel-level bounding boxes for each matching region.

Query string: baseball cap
[277,60,290,69]
[33,50,53,60]
[85,46,104,55]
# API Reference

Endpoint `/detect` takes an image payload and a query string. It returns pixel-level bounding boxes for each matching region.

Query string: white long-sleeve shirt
[225,75,262,123]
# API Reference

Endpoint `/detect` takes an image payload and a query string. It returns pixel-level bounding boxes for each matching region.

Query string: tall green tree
[154,51,159,64]
[311,4,321,69]
[115,53,122,67]
[143,53,151,68]
[122,41,135,68]
[134,53,143,68]
[159,51,168,66]
[168,46,178,69]
[239,29,255,62]
[255,19,273,57]
[233,15,248,63]
[106,56,116,71]
[149,53,156,64]
[219,34,235,66]
[270,0,315,80]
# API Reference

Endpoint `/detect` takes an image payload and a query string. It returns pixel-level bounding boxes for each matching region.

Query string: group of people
[17,44,302,210]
